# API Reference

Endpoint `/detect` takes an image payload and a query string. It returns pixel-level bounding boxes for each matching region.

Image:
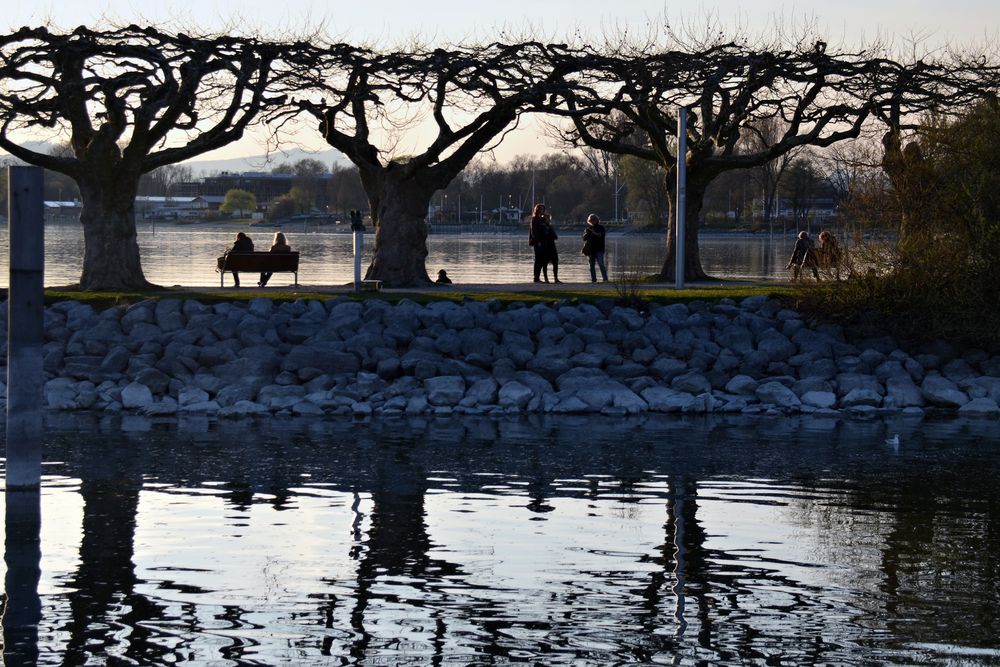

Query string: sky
[3,1,998,164]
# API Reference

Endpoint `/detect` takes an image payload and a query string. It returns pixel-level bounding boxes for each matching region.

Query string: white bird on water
[886,433,900,450]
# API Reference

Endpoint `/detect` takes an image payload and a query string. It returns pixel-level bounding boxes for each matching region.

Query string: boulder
[921,375,969,409]
[958,398,1000,417]
[461,378,500,407]
[671,372,711,395]
[725,374,758,396]
[801,391,837,409]
[498,380,533,408]
[425,376,466,406]
[884,377,925,409]
[755,381,801,409]
[121,382,154,410]
[840,388,882,408]
[641,387,697,412]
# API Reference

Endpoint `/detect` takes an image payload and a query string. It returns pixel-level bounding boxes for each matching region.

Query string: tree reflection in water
[2,413,999,665]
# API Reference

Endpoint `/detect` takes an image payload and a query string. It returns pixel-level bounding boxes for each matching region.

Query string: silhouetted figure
[349,210,365,232]
[582,213,608,282]
[258,231,291,287]
[817,230,842,280]
[225,231,253,287]
[528,203,560,283]
[435,269,452,284]
[786,231,819,281]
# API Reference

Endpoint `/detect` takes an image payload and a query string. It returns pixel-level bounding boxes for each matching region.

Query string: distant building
[43,200,82,220]
[173,171,329,207]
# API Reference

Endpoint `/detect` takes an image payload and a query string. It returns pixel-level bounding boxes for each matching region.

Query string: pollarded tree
[553,34,935,280]
[282,42,582,286]
[0,25,289,289]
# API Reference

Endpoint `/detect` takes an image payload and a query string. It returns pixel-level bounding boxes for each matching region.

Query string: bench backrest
[217,252,300,272]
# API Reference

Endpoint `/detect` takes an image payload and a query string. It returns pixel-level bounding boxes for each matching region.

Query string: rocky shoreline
[7,295,1000,420]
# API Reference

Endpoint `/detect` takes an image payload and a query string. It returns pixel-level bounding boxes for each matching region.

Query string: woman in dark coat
[226,231,254,287]
[258,232,290,287]
[528,204,560,283]
[786,230,819,281]
[582,214,608,282]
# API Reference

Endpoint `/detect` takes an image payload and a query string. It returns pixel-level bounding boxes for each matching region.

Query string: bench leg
[294,271,299,287]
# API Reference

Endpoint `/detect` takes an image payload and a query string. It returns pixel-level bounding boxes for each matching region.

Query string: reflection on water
[3,415,1000,665]
[0,222,798,287]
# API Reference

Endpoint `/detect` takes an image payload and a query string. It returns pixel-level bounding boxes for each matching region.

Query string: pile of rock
[5,295,1000,419]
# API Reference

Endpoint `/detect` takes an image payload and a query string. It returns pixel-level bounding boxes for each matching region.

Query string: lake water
[0,222,802,287]
[4,414,1000,665]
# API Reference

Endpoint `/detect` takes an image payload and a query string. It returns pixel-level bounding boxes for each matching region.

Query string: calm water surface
[3,415,1000,665]
[0,222,799,287]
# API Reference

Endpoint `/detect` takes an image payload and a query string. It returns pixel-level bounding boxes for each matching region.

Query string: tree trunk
[363,171,433,287]
[77,176,152,290]
[659,178,710,281]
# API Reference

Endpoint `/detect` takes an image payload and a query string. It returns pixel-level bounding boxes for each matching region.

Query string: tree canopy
[0,25,292,289]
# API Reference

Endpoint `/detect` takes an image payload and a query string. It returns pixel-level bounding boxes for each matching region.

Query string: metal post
[353,229,363,291]
[675,108,687,289]
[6,166,45,490]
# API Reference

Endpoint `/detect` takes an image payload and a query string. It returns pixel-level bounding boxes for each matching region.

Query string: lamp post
[675,108,687,289]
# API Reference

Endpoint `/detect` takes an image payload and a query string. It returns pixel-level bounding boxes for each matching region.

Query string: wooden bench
[216,252,300,287]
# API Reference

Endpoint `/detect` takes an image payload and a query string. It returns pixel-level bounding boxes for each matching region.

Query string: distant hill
[184,148,349,175]
[2,143,349,174]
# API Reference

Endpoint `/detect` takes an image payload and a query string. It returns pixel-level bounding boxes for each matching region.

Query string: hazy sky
[4,1,997,163]
[8,0,997,45]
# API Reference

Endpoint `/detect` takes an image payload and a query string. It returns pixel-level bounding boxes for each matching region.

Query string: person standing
[582,214,608,282]
[818,230,842,280]
[528,204,560,283]
[786,230,819,281]
[226,231,254,287]
[258,231,291,287]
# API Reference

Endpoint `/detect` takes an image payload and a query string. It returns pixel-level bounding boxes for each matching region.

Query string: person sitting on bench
[226,232,253,287]
[258,232,291,287]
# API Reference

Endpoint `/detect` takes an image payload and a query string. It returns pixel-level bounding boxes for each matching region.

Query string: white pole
[353,229,363,290]
[675,108,687,289]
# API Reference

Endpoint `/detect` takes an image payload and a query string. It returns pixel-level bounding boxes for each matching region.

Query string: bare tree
[552,33,954,280]
[282,41,581,286]
[742,118,802,227]
[0,25,289,289]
